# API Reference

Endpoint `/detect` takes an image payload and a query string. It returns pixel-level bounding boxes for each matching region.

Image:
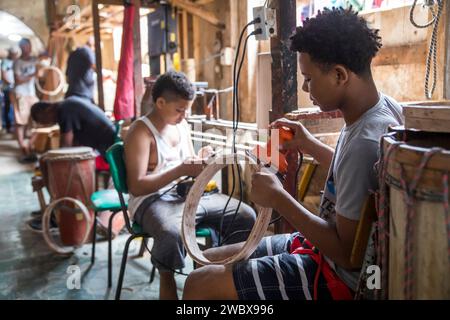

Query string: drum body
[44,147,96,246]
[382,128,450,299]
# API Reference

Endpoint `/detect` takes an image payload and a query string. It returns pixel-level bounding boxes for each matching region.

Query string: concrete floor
[0,131,192,300]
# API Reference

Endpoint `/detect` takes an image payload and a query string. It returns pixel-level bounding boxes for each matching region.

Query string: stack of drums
[43,147,96,246]
[381,125,450,299]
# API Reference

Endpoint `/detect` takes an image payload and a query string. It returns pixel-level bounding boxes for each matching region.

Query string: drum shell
[44,148,95,246]
[382,128,450,299]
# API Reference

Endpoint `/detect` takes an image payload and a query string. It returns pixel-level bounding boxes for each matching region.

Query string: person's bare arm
[124,122,203,197]
[14,72,34,86]
[60,131,74,148]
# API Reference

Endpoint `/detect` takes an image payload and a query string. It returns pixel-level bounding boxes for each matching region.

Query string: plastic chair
[105,141,212,300]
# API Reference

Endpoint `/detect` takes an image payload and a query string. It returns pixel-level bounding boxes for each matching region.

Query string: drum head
[45,147,96,161]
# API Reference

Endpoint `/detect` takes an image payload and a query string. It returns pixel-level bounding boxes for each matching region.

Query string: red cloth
[290,235,354,300]
[113,5,135,120]
[95,155,110,171]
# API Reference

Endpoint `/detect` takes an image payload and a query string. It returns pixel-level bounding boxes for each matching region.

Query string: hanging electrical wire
[409,0,443,99]
[217,19,261,246]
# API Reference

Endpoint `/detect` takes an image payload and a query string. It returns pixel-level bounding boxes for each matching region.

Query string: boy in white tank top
[124,71,256,299]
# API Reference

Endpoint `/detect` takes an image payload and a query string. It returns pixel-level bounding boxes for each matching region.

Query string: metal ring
[35,65,65,96]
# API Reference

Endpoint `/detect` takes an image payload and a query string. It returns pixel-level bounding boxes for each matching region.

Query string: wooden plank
[133,0,143,118]
[403,105,450,120]
[170,0,225,29]
[372,42,428,66]
[92,0,105,110]
[195,0,215,5]
[405,116,450,133]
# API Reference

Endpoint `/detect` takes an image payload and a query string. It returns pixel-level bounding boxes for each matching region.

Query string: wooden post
[133,0,143,117]
[269,0,298,234]
[92,0,105,110]
[269,0,297,120]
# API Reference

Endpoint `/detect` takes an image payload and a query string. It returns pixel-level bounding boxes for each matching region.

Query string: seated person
[182,8,403,300]
[30,96,115,157]
[124,71,256,300]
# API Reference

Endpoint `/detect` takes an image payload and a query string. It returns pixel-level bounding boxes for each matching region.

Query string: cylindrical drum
[381,127,450,299]
[43,147,96,246]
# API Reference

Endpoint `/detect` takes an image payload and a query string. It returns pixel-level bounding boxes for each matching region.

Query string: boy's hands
[197,145,214,159]
[270,118,315,154]
[250,171,286,209]
[180,157,206,177]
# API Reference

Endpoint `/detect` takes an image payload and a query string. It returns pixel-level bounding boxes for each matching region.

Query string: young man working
[124,71,256,300]
[30,96,115,157]
[182,7,403,300]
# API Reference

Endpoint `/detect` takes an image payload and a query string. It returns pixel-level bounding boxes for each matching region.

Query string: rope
[409,0,444,99]
[397,147,443,300]
[443,172,450,263]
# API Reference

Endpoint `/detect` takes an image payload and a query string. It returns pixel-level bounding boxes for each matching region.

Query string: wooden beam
[269,0,298,121]
[195,0,215,5]
[93,0,105,110]
[181,10,189,59]
[170,0,225,29]
[133,0,144,117]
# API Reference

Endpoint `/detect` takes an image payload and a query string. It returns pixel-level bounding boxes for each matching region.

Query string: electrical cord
[221,30,262,244]
[217,19,261,246]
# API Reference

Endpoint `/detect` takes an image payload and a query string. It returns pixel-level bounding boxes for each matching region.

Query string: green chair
[90,189,129,287]
[105,141,212,300]
[95,120,124,190]
[90,120,126,288]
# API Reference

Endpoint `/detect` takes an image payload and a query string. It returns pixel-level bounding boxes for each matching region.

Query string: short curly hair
[290,7,382,75]
[152,70,196,103]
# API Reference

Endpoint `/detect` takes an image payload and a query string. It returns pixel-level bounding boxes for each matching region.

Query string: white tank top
[128,116,192,218]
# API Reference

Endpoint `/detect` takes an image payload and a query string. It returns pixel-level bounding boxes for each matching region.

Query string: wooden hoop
[182,153,272,265]
[42,197,92,255]
[35,65,65,96]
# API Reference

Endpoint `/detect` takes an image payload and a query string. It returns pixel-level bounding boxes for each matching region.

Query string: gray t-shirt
[319,93,403,290]
[13,58,37,96]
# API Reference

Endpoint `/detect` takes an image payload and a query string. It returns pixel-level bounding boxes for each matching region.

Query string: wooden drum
[380,127,450,299]
[43,147,96,246]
